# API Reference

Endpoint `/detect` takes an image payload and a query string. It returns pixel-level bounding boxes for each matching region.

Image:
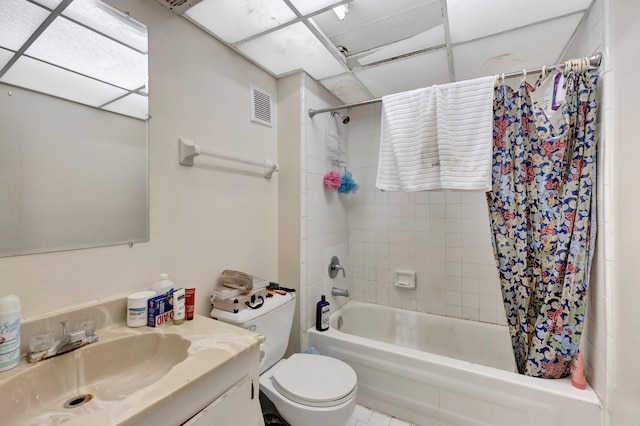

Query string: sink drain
[63,394,93,409]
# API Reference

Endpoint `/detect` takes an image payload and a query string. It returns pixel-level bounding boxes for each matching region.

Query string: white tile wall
[301,74,351,331]
[561,0,608,405]
[346,103,505,325]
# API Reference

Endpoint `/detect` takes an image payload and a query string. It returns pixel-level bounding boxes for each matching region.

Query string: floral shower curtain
[487,68,598,378]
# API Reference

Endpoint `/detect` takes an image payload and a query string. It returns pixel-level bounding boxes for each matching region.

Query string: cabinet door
[182,376,259,426]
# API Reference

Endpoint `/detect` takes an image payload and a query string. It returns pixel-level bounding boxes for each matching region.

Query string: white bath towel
[435,75,496,191]
[376,87,440,191]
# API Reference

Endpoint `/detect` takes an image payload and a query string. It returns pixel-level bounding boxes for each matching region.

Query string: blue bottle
[316,295,330,331]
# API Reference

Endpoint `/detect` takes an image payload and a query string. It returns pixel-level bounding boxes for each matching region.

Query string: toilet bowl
[211,292,357,426]
[259,354,357,426]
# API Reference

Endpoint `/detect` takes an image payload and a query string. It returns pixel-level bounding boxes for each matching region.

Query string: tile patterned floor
[348,404,416,426]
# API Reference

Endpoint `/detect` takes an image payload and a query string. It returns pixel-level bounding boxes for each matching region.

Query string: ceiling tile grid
[169,0,596,104]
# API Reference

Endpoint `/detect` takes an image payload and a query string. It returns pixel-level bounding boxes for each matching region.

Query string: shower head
[331,111,350,124]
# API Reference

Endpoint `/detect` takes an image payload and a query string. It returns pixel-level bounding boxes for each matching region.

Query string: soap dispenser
[316,295,330,331]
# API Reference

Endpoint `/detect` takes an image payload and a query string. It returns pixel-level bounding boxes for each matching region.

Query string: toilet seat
[272,354,357,408]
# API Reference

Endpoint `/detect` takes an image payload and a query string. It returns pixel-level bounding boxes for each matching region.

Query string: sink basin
[0,297,264,426]
[0,332,190,425]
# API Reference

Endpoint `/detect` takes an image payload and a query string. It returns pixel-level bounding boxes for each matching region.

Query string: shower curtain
[487,69,598,378]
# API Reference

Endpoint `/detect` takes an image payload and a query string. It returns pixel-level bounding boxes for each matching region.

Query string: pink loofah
[323,171,341,191]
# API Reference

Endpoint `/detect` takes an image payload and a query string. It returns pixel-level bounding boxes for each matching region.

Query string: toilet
[211,292,357,426]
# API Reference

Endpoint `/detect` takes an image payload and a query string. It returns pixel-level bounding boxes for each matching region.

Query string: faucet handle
[75,319,96,337]
[60,320,68,336]
[328,256,347,279]
[29,330,55,352]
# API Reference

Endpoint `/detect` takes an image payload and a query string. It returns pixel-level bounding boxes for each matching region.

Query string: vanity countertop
[0,301,264,426]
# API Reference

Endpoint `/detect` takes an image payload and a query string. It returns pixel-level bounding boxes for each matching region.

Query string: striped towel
[376,76,495,192]
[376,87,440,191]
[436,76,495,191]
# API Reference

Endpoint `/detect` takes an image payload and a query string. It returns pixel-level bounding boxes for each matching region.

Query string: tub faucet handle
[329,256,346,278]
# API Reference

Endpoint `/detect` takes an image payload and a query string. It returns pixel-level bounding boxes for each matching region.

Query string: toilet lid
[273,354,357,407]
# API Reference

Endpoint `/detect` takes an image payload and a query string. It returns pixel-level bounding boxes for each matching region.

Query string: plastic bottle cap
[321,295,326,302]
[159,273,169,280]
[0,295,20,311]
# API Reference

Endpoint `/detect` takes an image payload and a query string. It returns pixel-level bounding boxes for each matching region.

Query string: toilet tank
[211,292,295,374]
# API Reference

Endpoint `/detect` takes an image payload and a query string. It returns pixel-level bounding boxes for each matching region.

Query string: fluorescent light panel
[288,0,347,16]
[237,21,345,80]
[25,17,147,91]
[2,56,128,107]
[185,0,297,44]
[102,93,148,120]
[63,0,148,53]
[31,0,63,9]
[0,0,50,51]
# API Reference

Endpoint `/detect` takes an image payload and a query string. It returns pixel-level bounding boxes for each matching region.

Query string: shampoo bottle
[0,295,21,372]
[316,295,330,331]
[173,288,186,325]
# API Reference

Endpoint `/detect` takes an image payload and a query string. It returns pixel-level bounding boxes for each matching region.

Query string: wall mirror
[0,0,149,257]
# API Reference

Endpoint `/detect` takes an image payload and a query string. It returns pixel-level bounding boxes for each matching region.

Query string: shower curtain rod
[308,52,602,118]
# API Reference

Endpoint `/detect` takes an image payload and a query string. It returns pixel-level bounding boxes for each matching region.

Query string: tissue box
[147,290,174,327]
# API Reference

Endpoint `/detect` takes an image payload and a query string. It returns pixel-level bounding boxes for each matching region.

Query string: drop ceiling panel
[447,0,591,43]
[2,56,128,107]
[355,48,450,98]
[313,0,443,55]
[184,0,297,44]
[63,0,148,53]
[312,0,440,37]
[319,73,372,103]
[102,93,148,120]
[0,0,50,51]
[288,0,348,16]
[25,17,147,90]
[32,0,63,9]
[0,48,13,70]
[351,24,445,68]
[452,13,584,81]
[237,22,346,79]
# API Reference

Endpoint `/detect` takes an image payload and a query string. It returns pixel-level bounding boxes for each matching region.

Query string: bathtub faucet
[331,287,350,297]
[328,256,346,278]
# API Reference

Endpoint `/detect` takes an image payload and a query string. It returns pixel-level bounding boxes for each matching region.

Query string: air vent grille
[154,0,202,14]
[250,85,273,128]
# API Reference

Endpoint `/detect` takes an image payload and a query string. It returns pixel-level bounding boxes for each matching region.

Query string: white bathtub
[307,301,602,426]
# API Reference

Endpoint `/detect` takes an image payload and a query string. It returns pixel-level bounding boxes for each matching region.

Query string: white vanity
[0,297,264,426]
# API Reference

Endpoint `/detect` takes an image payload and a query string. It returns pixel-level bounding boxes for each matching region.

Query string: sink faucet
[331,287,350,297]
[27,320,99,363]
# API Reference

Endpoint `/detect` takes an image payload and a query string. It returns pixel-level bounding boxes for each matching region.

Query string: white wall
[560,0,609,408]
[277,72,302,354]
[610,0,640,424]
[0,0,279,319]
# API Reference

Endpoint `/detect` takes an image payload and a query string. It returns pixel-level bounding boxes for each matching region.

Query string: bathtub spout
[331,287,350,297]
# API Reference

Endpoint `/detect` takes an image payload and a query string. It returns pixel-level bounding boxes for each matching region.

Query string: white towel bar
[178,138,279,179]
